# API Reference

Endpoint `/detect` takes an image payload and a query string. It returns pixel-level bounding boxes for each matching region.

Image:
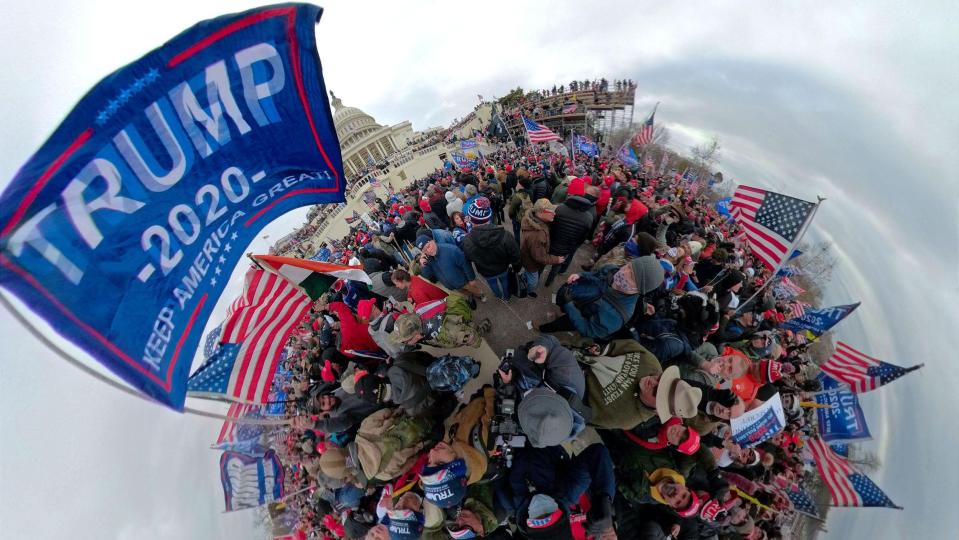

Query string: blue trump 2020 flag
[0,4,345,410]
[780,302,860,337]
[815,373,872,442]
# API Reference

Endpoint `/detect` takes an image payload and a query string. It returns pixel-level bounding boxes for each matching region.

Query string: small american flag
[643,153,654,170]
[820,342,919,393]
[788,301,807,318]
[187,269,311,403]
[806,437,898,508]
[632,104,657,146]
[216,402,256,445]
[370,177,381,188]
[657,152,669,175]
[783,485,820,518]
[730,185,816,270]
[773,277,805,299]
[522,116,561,143]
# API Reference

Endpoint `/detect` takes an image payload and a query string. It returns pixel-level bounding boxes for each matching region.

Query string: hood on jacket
[445,191,456,202]
[562,195,594,211]
[521,213,550,233]
[468,224,508,249]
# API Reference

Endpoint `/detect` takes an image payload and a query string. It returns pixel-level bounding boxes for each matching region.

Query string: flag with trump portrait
[0,4,346,410]
[220,449,285,512]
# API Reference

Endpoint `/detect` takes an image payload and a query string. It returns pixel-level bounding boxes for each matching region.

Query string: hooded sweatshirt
[461,223,521,277]
[445,190,464,217]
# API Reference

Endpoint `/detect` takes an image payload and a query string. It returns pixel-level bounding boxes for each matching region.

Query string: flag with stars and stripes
[216,402,257,445]
[203,324,223,359]
[643,153,654,170]
[632,103,657,146]
[522,116,561,143]
[783,485,821,518]
[777,265,804,277]
[773,277,805,299]
[806,437,899,508]
[730,185,817,270]
[820,342,921,393]
[413,299,447,341]
[187,269,311,404]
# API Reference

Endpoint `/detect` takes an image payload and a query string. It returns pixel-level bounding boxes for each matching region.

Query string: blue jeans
[485,271,510,300]
[544,254,573,286]
[523,270,540,294]
[559,443,617,504]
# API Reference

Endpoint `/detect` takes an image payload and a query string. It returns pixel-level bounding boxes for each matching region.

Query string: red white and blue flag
[632,104,657,146]
[820,342,920,393]
[806,437,898,508]
[187,269,311,403]
[730,185,816,270]
[522,116,561,143]
[216,402,256,445]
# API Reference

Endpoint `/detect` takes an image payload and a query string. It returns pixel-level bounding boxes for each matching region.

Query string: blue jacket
[421,243,475,290]
[561,267,638,338]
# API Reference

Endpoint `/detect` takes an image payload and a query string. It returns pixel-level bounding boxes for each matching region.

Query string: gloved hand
[586,494,614,537]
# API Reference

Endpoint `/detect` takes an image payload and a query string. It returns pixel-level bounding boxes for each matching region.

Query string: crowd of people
[261,136,826,540]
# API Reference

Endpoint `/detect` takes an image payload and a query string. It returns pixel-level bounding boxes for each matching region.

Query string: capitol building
[330,92,414,177]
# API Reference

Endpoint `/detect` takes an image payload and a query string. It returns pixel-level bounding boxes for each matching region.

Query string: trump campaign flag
[220,449,285,512]
[815,373,872,442]
[780,302,860,338]
[0,4,345,409]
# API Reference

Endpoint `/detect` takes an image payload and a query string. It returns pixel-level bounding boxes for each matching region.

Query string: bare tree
[794,241,838,285]
[690,136,721,176]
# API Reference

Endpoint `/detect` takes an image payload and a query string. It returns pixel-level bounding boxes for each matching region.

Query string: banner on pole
[731,393,786,447]
[815,374,872,442]
[220,449,285,512]
[0,4,345,410]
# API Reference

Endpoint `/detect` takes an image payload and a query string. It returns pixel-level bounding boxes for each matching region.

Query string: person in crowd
[416,235,487,302]
[462,197,522,300]
[520,198,565,298]
[543,177,595,286]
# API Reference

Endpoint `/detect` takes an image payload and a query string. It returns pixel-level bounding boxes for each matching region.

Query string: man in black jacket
[544,178,595,287]
[462,197,521,300]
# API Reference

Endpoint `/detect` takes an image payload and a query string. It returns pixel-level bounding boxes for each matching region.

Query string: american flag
[216,402,257,445]
[820,342,919,393]
[783,486,821,518]
[187,269,311,403]
[370,177,381,188]
[773,277,805,299]
[522,116,561,143]
[632,104,657,146]
[730,185,816,270]
[806,437,898,508]
[203,324,223,359]
[643,153,654,170]
[788,301,808,318]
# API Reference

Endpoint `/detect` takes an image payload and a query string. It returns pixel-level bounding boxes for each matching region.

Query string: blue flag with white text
[780,302,860,337]
[0,4,345,410]
[815,373,872,442]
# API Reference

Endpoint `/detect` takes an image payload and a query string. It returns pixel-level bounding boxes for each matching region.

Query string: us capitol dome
[329,91,413,178]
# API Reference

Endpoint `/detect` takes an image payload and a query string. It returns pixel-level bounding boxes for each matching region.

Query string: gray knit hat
[518,388,574,448]
[631,255,666,295]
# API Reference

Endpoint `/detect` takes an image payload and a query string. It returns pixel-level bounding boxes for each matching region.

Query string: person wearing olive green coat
[580,339,663,430]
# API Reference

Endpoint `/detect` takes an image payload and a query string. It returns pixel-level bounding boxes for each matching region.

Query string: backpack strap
[601,289,632,324]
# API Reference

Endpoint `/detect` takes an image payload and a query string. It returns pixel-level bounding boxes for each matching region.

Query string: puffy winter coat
[420,243,476,290]
[462,224,521,277]
[520,214,562,272]
[559,267,639,339]
[549,195,595,256]
[530,176,551,202]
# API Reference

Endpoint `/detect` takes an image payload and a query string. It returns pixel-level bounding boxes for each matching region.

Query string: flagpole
[735,196,825,315]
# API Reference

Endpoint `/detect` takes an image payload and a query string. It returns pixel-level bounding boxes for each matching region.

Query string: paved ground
[363,214,599,402]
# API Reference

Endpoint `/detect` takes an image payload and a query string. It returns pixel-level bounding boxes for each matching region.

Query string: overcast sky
[2,1,957,538]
